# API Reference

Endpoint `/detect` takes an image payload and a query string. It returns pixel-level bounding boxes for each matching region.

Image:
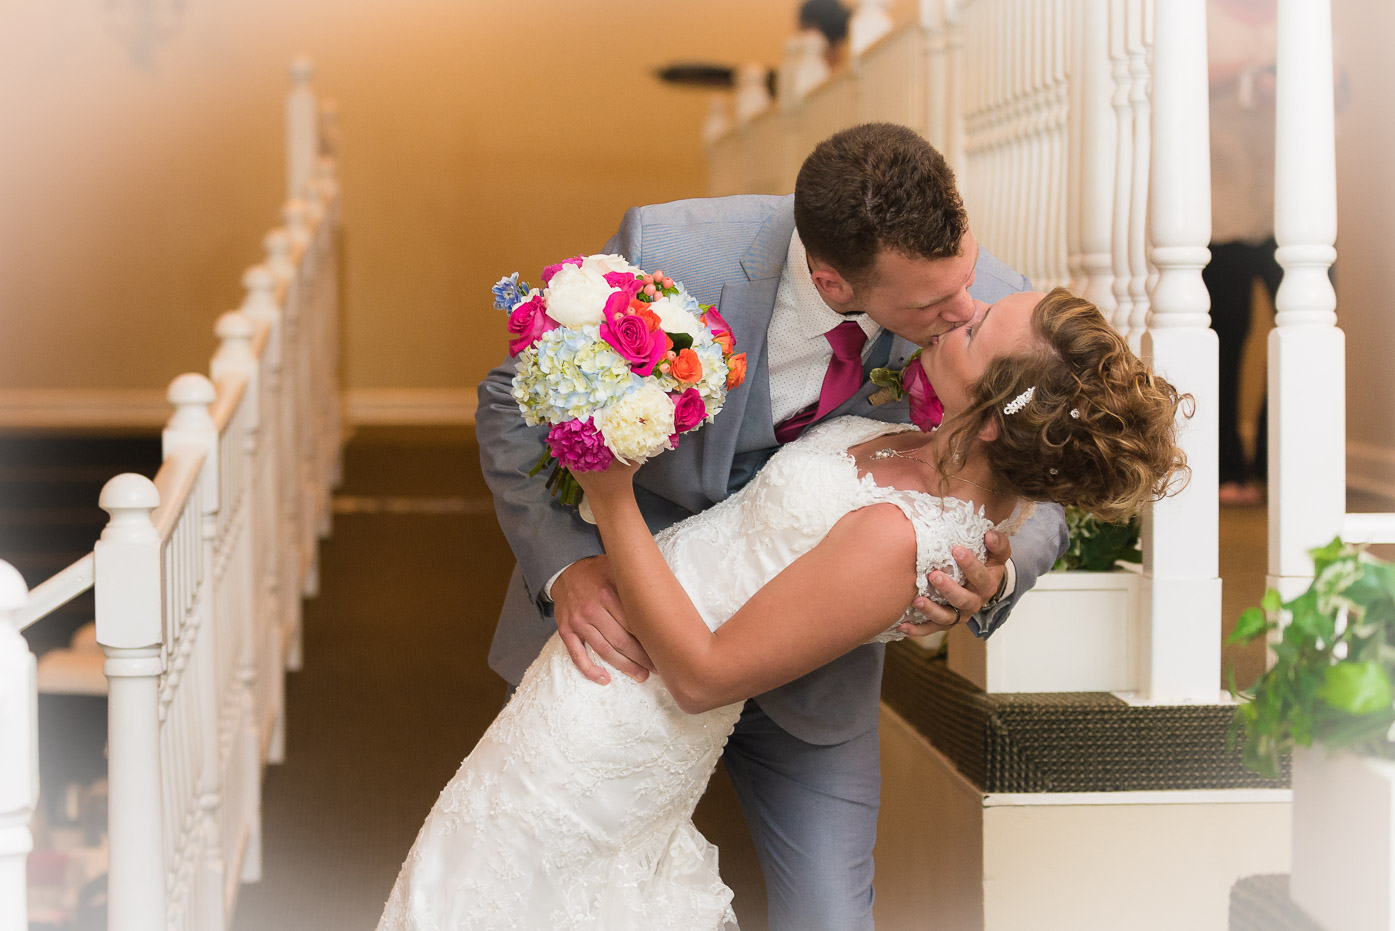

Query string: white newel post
[1139,0,1220,702]
[1073,0,1118,317]
[1268,0,1342,600]
[0,563,35,931]
[96,474,167,931]
[286,57,318,202]
[850,0,895,59]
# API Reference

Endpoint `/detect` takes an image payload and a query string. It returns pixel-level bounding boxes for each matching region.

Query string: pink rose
[904,362,944,431]
[541,255,584,286]
[671,388,706,434]
[507,293,558,356]
[601,311,666,375]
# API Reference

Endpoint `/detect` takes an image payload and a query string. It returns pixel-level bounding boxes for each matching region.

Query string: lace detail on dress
[376,415,1023,929]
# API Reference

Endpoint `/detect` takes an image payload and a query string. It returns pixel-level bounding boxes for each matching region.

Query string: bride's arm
[579,465,920,714]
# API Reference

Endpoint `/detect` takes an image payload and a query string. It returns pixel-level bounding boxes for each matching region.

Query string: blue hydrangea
[510,326,641,426]
[491,273,531,311]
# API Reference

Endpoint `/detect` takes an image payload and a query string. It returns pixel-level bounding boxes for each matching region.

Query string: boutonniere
[867,350,944,431]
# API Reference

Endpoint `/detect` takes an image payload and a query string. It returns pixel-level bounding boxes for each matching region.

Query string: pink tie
[775,320,868,444]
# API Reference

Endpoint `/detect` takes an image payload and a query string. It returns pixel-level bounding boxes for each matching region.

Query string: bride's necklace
[867,445,1000,495]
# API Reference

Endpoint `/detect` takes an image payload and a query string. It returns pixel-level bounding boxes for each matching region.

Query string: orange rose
[725,352,747,389]
[712,331,734,354]
[632,303,662,332]
[670,347,704,384]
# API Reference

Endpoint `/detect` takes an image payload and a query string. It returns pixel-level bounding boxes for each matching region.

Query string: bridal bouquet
[494,253,747,507]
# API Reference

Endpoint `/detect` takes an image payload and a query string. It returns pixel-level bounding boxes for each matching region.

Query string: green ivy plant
[1228,539,1395,780]
[1051,506,1142,572]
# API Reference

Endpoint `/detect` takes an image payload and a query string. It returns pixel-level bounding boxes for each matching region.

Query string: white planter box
[1290,746,1395,931]
[946,568,1140,693]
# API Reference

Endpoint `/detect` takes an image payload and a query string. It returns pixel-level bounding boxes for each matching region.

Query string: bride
[376,287,1188,930]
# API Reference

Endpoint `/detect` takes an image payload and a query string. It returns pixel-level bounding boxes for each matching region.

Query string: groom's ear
[809,262,855,307]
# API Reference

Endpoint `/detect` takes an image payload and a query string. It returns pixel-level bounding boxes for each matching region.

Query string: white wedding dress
[376,416,1024,931]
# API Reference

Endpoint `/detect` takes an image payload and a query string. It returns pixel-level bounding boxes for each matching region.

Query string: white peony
[649,295,702,337]
[595,382,676,463]
[581,253,643,277]
[544,264,616,328]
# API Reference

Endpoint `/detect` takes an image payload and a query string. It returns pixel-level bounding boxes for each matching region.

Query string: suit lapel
[698,203,794,503]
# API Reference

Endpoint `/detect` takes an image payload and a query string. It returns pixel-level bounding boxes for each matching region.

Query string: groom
[477,122,1068,929]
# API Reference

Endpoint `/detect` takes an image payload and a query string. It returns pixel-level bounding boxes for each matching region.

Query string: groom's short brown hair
[794,122,968,284]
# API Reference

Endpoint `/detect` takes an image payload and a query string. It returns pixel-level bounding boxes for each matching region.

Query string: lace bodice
[657,415,1023,642]
[377,416,1024,930]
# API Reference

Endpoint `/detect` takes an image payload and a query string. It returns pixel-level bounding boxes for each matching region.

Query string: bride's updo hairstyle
[937,288,1191,522]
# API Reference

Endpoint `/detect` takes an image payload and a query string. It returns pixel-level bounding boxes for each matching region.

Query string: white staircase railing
[0,58,342,931]
[705,0,1222,702]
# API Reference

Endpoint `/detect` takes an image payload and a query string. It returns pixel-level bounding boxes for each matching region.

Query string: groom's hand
[899,531,1012,635]
[552,555,655,686]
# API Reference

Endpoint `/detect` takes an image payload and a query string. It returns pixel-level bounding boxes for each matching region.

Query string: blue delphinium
[491,273,531,311]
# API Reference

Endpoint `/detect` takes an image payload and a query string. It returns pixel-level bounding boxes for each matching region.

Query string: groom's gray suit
[478,194,1068,929]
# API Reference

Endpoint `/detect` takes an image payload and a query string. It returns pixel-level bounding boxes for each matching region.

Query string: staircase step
[881,642,1291,793]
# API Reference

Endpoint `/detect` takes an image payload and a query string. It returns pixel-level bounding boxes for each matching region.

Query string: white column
[1139,0,1220,703]
[286,57,318,202]
[1124,0,1154,351]
[0,562,35,931]
[96,473,167,931]
[1268,0,1342,599]
[1072,0,1118,317]
[702,96,731,147]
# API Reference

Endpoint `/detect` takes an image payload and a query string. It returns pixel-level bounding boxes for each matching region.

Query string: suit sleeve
[967,501,1069,639]
[474,207,646,606]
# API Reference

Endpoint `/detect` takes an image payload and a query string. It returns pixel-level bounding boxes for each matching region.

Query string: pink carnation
[507,293,558,356]
[547,419,615,473]
[671,388,706,434]
[904,362,944,431]
[541,255,585,286]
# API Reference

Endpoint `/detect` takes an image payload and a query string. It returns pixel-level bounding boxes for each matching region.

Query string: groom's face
[842,230,981,345]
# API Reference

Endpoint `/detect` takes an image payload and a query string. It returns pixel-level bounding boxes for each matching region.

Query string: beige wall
[1334,0,1395,498]
[0,0,827,396]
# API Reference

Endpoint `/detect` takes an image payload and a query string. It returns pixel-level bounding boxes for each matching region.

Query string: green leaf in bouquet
[1318,662,1395,715]
[528,448,555,478]
[668,332,694,353]
[1227,607,1272,645]
[868,366,905,395]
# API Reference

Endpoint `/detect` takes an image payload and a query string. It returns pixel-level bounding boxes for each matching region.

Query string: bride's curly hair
[935,288,1192,523]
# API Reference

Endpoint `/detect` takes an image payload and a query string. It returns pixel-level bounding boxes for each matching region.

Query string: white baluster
[166,374,220,517]
[213,311,258,383]
[263,229,294,284]
[96,473,167,931]
[286,56,318,202]
[1125,0,1153,351]
[1072,0,1118,317]
[318,97,341,159]
[0,562,35,931]
[282,200,311,252]
[734,63,772,125]
[850,0,895,59]
[1140,0,1219,703]
[783,32,830,109]
[241,265,280,323]
[702,96,731,147]
[1108,0,1135,334]
[1268,0,1341,598]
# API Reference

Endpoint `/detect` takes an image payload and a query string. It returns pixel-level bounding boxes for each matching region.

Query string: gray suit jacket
[478,194,1068,745]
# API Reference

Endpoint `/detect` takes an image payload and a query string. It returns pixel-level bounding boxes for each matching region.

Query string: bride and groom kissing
[376,122,1188,930]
